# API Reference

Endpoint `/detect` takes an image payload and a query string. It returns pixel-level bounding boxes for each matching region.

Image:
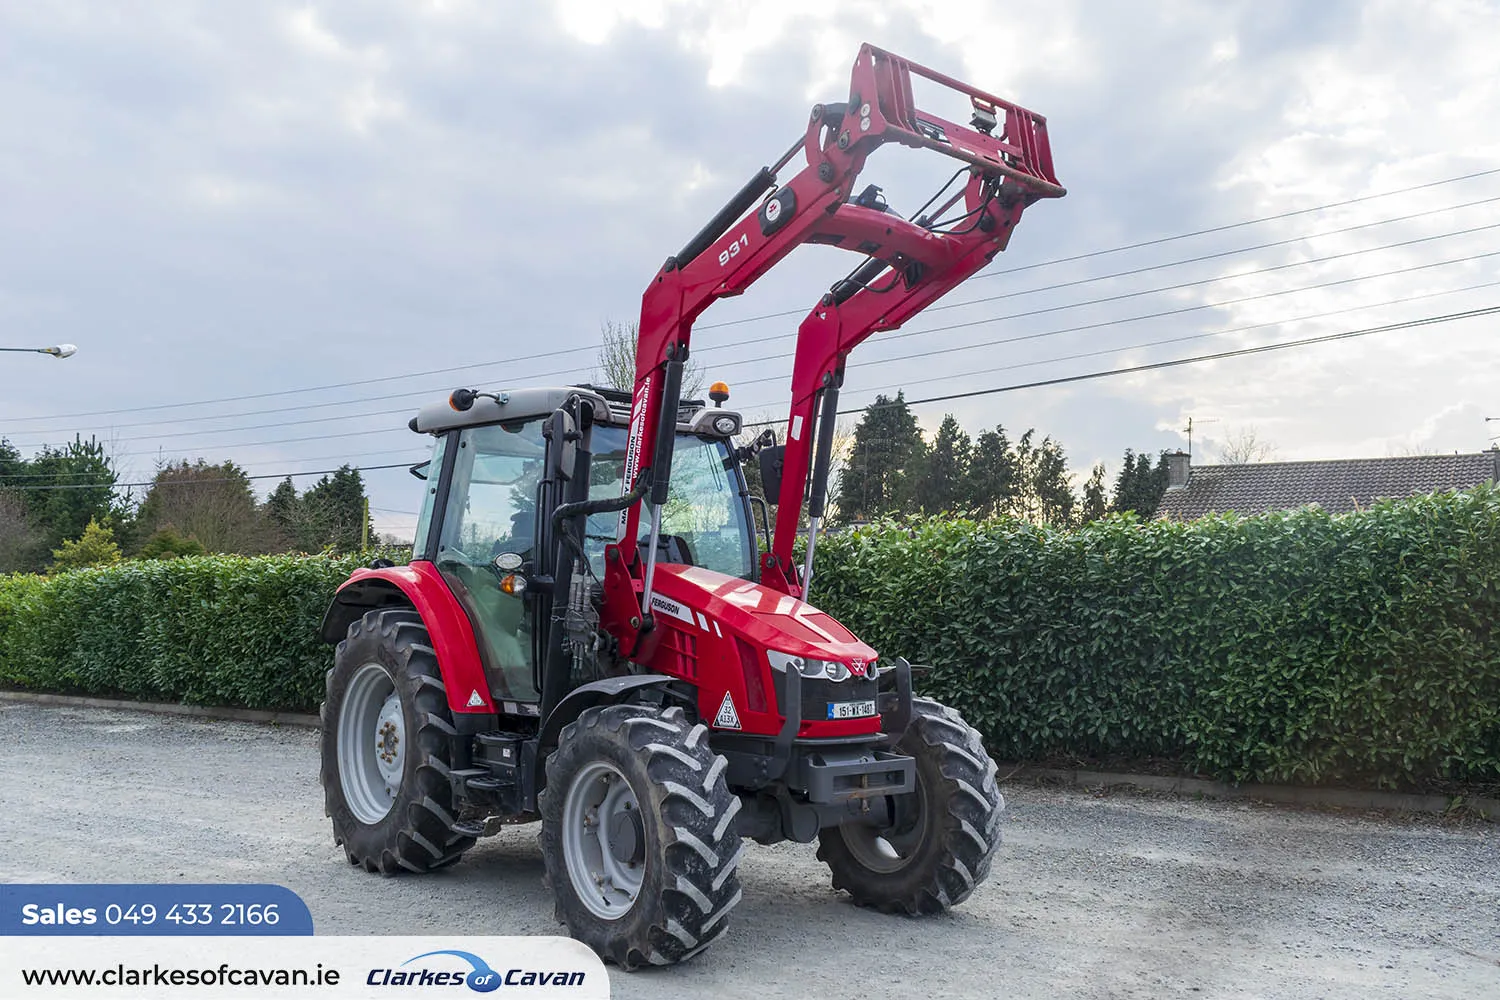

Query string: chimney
[1165,450,1191,490]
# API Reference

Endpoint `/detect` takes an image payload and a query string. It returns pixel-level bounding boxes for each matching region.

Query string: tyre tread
[539,704,742,969]
[816,696,1003,915]
[319,609,475,876]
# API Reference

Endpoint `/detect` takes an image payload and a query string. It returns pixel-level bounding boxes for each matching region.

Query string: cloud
[1,0,1496,529]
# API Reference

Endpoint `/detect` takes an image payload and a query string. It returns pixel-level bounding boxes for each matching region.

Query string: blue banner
[0,884,313,936]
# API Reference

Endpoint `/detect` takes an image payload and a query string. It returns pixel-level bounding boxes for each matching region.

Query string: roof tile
[1157,451,1498,520]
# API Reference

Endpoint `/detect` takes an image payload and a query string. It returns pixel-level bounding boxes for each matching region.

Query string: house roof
[1157,451,1500,520]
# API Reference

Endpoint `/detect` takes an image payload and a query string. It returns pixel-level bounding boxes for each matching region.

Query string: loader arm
[606,43,1064,631]
[761,170,1036,593]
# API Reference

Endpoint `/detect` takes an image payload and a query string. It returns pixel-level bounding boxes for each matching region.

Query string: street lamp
[0,344,76,358]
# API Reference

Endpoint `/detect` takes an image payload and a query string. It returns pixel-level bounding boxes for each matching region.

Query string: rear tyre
[539,705,743,969]
[320,609,476,874]
[816,696,1002,914]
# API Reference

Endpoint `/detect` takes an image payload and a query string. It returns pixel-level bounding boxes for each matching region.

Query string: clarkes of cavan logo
[368,950,588,992]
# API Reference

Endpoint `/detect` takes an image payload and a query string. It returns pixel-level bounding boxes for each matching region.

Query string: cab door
[431,420,546,703]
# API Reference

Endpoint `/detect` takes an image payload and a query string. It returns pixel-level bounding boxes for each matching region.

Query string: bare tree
[1217,426,1278,465]
[0,490,45,572]
[1387,442,1444,457]
[595,319,704,398]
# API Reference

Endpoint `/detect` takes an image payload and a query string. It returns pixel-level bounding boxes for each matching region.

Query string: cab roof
[409,384,739,437]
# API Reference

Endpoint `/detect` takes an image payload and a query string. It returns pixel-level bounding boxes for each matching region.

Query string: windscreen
[586,425,754,581]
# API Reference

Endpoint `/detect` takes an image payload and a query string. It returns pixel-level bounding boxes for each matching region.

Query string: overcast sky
[2,0,1498,538]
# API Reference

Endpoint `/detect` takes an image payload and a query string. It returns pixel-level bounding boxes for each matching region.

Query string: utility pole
[362,497,369,550]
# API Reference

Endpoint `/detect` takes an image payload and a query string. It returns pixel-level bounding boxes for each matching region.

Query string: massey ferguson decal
[618,375,651,539]
[648,592,696,626]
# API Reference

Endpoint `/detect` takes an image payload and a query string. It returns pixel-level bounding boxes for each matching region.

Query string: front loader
[318,43,1064,968]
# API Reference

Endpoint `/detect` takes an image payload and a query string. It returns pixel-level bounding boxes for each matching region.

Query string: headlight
[767,650,854,682]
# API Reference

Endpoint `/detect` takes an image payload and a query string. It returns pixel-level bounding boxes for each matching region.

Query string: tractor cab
[406,384,759,706]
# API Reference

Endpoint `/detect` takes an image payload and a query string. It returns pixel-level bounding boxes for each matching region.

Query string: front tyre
[319,609,475,874]
[539,705,743,969]
[817,696,1003,914]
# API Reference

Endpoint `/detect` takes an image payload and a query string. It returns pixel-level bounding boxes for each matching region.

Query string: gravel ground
[2,701,1497,999]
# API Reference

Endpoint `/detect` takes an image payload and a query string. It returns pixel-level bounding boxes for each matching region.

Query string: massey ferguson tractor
[319,44,1063,968]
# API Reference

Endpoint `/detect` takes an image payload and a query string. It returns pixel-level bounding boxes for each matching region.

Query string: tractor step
[451,767,514,792]
[449,818,487,838]
[465,774,511,792]
[451,764,527,823]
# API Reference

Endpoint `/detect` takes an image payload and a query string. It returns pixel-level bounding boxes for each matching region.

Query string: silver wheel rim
[338,662,404,825]
[562,760,646,919]
[843,777,929,874]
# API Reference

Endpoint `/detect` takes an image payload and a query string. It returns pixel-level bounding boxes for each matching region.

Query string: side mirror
[545,410,579,481]
[758,445,785,503]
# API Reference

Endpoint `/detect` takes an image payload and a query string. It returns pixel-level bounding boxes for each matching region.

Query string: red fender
[330,561,496,715]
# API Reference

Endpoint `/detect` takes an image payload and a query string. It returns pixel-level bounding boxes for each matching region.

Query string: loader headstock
[842,44,1063,200]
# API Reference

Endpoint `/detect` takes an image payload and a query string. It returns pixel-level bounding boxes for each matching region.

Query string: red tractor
[319,44,1063,968]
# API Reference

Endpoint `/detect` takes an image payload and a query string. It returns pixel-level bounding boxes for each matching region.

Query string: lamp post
[0,344,77,358]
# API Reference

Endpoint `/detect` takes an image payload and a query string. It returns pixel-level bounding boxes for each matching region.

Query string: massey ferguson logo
[849,660,869,678]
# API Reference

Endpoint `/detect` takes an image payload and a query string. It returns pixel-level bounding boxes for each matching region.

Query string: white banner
[0,936,608,999]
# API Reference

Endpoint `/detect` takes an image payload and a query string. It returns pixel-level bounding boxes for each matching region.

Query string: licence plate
[827,699,877,720]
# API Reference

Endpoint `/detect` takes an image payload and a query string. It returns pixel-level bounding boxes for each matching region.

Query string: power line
[783,305,1500,420]
[9,305,1496,492]
[6,166,1498,427]
[0,445,428,483]
[10,424,420,455]
[692,168,1500,331]
[0,344,603,424]
[697,186,1500,332]
[815,245,1500,363]
[963,166,1500,281]
[735,305,1500,428]
[923,199,1500,316]
[722,279,1500,407]
[842,282,1500,400]
[14,225,1500,452]
[0,462,415,492]
[1,385,446,435]
[11,242,1500,457]
[723,269,1500,393]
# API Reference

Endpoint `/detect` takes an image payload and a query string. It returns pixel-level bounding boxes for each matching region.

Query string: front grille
[771,670,878,721]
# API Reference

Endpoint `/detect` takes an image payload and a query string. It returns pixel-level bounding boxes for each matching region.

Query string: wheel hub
[607,805,645,865]
[337,663,402,826]
[562,762,647,920]
[374,694,404,785]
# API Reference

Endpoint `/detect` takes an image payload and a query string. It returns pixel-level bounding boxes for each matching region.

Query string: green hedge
[3,490,1498,789]
[0,554,368,712]
[814,487,1500,788]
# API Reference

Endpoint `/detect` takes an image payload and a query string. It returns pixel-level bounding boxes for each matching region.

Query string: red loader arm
[607,43,1065,626]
